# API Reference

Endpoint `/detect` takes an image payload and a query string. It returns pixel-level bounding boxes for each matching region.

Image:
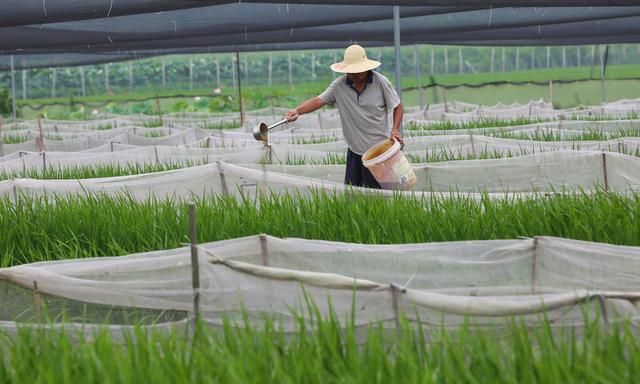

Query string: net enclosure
[1,2,640,70]
[1,235,639,336]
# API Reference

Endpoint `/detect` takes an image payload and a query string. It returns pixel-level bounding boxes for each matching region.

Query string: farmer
[285,44,404,189]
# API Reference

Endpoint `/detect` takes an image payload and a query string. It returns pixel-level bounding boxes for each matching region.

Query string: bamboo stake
[188,203,200,319]
[36,115,45,152]
[33,280,41,323]
[260,234,269,266]
[601,152,609,191]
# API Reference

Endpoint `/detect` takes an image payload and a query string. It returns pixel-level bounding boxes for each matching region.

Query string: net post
[530,237,539,294]
[215,161,229,196]
[188,203,201,320]
[469,133,476,157]
[596,294,609,326]
[36,115,45,152]
[154,145,159,165]
[33,280,41,323]
[601,152,609,191]
[390,283,406,334]
[41,151,46,171]
[260,234,269,267]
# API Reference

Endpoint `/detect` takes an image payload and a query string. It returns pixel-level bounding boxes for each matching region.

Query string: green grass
[0,312,637,383]
[1,190,638,267]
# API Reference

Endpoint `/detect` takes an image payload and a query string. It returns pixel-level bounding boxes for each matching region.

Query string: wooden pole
[601,152,609,191]
[188,203,201,319]
[260,234,269,266]
[37,115,45,152]
[33,281,41,323]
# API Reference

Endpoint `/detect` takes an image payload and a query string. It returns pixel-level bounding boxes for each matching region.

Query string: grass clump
[0,312,637,383]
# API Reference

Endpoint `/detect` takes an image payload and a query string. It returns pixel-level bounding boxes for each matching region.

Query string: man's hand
[390,128,403,144]
[285,109,300,122]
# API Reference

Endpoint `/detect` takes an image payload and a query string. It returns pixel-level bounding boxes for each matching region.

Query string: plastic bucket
[362,139,417,190]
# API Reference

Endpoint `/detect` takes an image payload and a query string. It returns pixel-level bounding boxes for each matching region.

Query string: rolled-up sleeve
[318,78,339,105]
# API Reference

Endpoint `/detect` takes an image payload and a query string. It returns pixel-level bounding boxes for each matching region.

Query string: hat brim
[330,59,381,74]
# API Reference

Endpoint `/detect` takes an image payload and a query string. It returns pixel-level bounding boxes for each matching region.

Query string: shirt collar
[345,70,374,86]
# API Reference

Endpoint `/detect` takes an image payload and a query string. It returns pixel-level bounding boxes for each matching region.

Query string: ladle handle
[267,119,289,130]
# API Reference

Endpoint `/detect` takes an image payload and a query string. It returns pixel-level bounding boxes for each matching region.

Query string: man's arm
[285,97,326,121]
[390,103,404,144]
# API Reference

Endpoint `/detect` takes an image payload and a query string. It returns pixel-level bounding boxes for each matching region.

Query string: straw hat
[330,44,381,74]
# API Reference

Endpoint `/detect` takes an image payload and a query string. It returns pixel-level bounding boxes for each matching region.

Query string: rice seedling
[289,136,342,145]
[142,130,166,138]
[406,116,551,131]
[95,123,114,130]
[0,160,206,181]
[0,309,638,383]
[277,152,346,165]
[1,190,637,267]
[488,127,640,141]
[200,120,240,130]
[137,119,163,128]
[2,135,31,144]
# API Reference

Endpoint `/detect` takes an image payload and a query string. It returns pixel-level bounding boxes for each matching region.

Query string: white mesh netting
[1,235,638,333]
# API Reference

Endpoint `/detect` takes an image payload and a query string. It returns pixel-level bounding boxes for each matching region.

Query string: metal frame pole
[393,6,402,101]
[10,55,17,122]
[393,6,403,134]
[235,51,245,127]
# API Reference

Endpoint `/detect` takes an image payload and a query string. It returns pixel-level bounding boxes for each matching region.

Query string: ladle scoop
[253,118,289,142]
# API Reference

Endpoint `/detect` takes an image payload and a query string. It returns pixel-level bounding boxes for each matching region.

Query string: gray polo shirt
[318,71,401,155]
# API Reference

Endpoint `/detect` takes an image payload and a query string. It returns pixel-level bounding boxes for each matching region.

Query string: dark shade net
[1,2,639,70]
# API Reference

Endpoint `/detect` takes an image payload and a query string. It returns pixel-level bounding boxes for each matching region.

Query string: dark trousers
[345,148,381,189]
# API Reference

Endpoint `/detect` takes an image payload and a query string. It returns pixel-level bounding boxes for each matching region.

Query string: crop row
[1,190,638,267]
